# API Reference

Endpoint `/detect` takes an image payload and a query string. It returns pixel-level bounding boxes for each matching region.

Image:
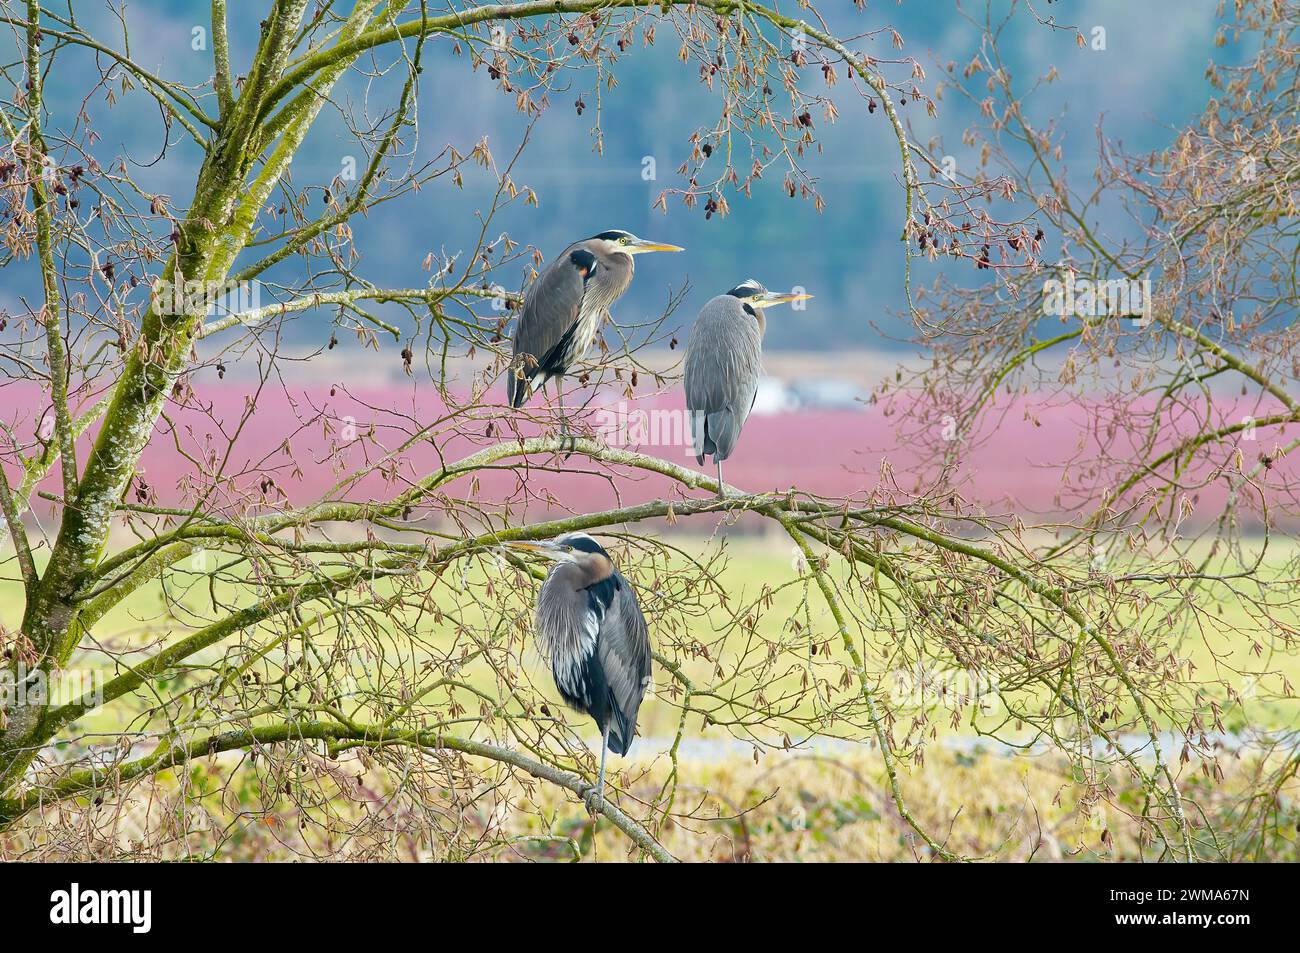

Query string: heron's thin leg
[716,458,727,500]
[554,376,579,454]
[585,727,608,815]
[555,376,568,434]
[597,729,608,803]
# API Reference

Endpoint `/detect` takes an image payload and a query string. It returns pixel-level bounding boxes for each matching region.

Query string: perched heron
[507,230,682,433]
[684,279,812,497]
[504,532,652,812]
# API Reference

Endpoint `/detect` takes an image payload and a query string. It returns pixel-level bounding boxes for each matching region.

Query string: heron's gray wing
[508,247,589,407]
[683,298,763,461]
[597,574,652,755]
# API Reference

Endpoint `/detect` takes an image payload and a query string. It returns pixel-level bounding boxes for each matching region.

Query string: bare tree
[0,0,1294,862]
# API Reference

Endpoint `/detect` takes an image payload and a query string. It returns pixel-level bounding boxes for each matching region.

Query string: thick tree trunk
[0,0,377,810]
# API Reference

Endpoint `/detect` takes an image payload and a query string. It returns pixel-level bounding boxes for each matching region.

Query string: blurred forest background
[0,0,1254,349]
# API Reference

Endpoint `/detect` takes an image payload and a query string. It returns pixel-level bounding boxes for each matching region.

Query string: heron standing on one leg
[684,279,812,498]
[504,533,652,813]
[507,230,682,437]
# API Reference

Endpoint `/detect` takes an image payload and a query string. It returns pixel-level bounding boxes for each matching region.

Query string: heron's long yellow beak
[503,540,556,553]
[503,539,572,562]
[630,239,684,254]
[756,291,814,308]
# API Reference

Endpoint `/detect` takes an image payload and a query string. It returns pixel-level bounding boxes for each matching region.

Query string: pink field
[5,376,1299,527]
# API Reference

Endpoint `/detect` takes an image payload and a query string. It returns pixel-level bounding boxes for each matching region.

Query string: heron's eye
[619,236,630,245]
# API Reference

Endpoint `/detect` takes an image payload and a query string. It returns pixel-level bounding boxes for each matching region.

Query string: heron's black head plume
[726,278,766,298]
[590,229,635,242]
[557,532,608,557]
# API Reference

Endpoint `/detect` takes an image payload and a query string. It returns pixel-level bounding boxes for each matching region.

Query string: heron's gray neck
[556,553,613,588]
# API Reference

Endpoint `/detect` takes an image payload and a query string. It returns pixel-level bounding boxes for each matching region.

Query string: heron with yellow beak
[684,279,814,497]
[507,230,683,437]
[504,533,652,813]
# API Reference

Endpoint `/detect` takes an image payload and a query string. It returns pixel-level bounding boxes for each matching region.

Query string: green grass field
[4,533,1298,861]
[4,533,1297,743]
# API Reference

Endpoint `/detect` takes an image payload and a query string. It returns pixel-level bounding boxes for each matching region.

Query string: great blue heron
[684,279,812,497]
[504,532,652,812]
[507,230,682,434]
